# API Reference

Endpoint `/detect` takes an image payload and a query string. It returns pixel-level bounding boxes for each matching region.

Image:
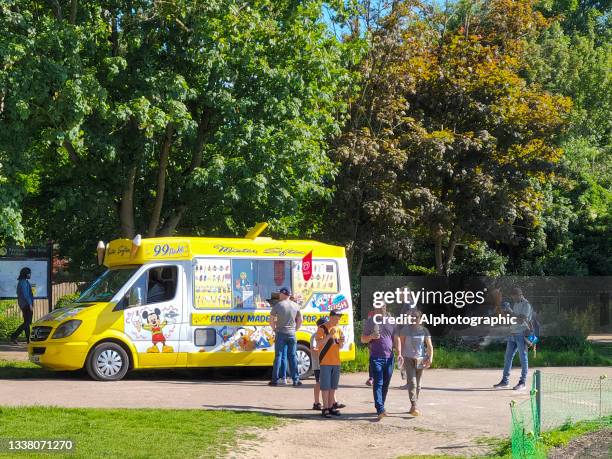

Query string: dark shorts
[314,369,320,382]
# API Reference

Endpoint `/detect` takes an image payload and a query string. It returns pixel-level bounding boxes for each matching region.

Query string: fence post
[600,375,607,419]
[534,370,541,437]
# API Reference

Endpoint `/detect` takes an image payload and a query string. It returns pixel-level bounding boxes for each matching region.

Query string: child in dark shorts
[311,317,327,410]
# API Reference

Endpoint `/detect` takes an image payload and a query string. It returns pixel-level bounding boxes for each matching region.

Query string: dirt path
[1,365,608,458]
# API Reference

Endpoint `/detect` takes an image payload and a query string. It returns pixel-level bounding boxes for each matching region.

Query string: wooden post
[47,241,53,313]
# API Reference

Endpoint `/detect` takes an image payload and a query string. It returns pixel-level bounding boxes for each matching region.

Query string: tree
[514,1,612,275]
[330,0,571,276]
[1,0,349,268]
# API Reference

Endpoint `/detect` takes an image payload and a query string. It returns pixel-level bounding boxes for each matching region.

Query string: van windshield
[76,267,140,303]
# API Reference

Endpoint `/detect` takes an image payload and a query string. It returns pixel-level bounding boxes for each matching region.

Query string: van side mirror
[129,287,143,306]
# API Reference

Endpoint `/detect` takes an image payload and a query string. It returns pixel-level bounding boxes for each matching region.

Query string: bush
[54,293,80,309]
[0,300,17,314]
[0,314,21,341]
[341,344,369,373]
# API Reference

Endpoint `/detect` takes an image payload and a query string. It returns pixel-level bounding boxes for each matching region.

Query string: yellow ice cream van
[27,224,355,380]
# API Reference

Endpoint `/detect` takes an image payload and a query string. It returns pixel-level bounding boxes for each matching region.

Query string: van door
[122,264,182,368]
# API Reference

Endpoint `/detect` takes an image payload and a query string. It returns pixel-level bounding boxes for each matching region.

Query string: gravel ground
[548,428,612,459]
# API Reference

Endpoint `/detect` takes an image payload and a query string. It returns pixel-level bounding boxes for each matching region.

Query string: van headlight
[52,320,82,339]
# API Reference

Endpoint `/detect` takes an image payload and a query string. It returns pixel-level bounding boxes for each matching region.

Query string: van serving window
[291,260,339,306]
[232,259,291,309]
[193,258,292,309]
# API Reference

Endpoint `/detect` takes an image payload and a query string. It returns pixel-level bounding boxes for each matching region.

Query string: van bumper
[27,341,89,371]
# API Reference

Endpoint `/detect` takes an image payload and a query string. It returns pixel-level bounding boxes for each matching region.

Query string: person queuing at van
[398,308,433,416]
[494,287,532,391]
[361,303,401,420]
[310,316,327,410]
[316,310,345,418]
[11,267,34,344]
[269,287,303,387]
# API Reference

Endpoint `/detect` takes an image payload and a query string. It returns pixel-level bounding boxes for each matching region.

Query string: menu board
[194,259,232,309]
[292,260,338,305]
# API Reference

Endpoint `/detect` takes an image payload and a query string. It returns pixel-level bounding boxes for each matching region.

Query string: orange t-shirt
[315,324,341,366]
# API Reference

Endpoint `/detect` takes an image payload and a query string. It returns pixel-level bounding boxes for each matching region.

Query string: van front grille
[31,326,52,342]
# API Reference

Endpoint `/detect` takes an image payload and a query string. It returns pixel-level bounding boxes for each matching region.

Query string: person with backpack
[10,267,34,344]
[315,310,345,418]
[494,287,533,391]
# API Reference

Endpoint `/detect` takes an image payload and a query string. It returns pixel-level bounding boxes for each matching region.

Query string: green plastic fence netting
[510,372,611,459]
[510,396,544,459]
[537,372,612,431]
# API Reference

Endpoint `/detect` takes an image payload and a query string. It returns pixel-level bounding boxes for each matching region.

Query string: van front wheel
[86,342,130,381]
[296,343,313,379]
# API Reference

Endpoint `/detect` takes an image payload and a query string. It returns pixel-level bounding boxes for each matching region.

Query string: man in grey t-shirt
[269,287,302,386]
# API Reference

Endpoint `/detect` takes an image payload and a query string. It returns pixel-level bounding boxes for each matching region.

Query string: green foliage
[0,0,610,278]
[1,0,350,271]
[0,301,20,340]
[515,10,612,275]
[54,292,80,309]
[329,0,572,276]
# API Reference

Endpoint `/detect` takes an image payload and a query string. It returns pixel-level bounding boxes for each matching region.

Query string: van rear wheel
[296,343,313,379]
[86,342,130,381]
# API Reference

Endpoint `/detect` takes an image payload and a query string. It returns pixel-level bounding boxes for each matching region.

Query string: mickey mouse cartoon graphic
[142,308,174,353]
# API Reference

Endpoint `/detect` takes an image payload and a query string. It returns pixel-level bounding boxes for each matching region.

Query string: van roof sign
[103,236,344,267]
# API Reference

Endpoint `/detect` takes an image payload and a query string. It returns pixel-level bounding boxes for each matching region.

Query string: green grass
[0,406,280,459]
[539,416,612,451]
[341,342,612,372]
[396,416,612,458]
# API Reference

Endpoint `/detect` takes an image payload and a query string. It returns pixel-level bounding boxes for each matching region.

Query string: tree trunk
[352,249,365,280]
[434,231,444,275]
[183,107,213,176]
[120,166,137,238]
[62,140,79,163]
[47,0,62,20]
[111,14,119,57]
[69,0,78,23]
[158,205,187,236]
[443,227,461,276]
[147,123,174,237]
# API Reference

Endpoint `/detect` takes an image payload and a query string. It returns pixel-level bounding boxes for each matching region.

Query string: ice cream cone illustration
[97,241,105,265]
[131,234,141,257]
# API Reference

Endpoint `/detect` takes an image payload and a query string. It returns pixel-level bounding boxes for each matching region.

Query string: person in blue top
[11,267,34,344]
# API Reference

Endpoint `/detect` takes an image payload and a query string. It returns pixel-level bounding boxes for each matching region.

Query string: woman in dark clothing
[11,267,34,344]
